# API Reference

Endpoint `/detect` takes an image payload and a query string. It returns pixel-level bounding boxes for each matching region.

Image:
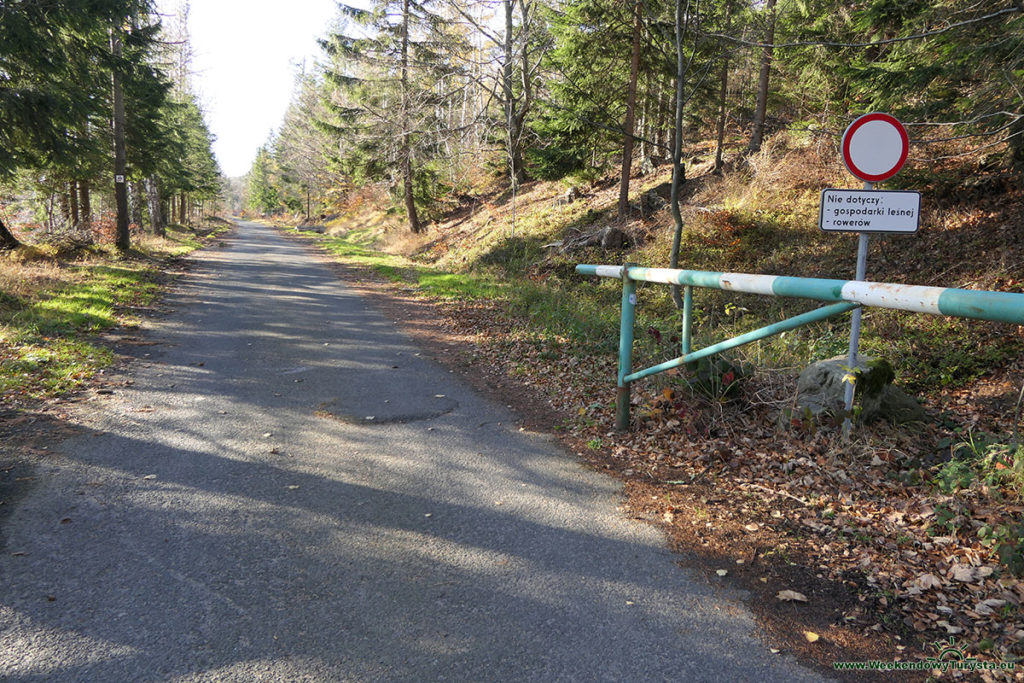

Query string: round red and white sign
[841,112,909,182]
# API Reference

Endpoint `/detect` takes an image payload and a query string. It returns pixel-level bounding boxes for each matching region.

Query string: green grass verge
[0,227,227,404]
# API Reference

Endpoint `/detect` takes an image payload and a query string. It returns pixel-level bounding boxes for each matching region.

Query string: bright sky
[159,0,340,178]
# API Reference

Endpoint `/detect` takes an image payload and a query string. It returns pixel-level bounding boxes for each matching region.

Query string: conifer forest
[0,1,220,251]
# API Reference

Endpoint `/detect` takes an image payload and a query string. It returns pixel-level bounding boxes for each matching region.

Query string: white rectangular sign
[819,189,921,233]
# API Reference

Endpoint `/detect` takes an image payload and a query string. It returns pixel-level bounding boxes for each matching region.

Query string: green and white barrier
[576,264,1024,430]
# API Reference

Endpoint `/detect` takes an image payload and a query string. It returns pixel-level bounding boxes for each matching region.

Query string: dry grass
[380,228,434,256]
[0,253,80,300]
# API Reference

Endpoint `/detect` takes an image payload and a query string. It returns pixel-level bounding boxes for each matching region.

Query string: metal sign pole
[843,180,873,435]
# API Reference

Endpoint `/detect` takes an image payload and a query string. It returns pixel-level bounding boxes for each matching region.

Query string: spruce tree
[320,0,468,232]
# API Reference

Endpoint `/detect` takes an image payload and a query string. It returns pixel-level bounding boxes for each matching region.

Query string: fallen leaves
[975,598,1007,617]
[950,564,976,583]
[776,590,808,603]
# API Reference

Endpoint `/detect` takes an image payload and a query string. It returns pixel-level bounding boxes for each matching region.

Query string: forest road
[0,221,828,681]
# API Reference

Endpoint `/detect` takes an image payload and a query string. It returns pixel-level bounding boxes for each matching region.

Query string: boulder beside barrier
[795,355,926,424]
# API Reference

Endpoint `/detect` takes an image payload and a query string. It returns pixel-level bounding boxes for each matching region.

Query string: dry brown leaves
[415,285,1024,675]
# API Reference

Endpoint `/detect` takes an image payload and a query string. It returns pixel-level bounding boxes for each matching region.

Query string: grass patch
[321,229,506,301]
[418,271,502,300]
[11,265,160,338]
[373,264,409,284]
[0,226,227,406]
[506,279,621,351]
[0,338,114,399]
[322,229,405,268]
[314,226,623,349]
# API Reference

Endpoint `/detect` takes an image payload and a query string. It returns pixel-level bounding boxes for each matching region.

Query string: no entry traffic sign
[841,113,909,183]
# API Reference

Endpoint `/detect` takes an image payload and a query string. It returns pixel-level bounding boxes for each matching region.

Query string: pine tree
[0,0,117,247]
[274,68,338,218]
[320,0,469,232]
[247,146,281,215]
[0,0,216,248]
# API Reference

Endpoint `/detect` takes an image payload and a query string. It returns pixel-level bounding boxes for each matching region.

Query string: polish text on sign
[819,189,921,233]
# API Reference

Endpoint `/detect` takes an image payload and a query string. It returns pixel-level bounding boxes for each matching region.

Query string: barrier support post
[616,264,638,431]
[681,285,693,355]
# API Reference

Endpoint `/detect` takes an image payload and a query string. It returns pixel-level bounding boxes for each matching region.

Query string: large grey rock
[795,355,926,424]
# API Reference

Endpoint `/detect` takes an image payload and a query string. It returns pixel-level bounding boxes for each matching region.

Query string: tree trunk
[400,0,422,233]
[617,0,644,221]
[713,60,729,171]
[69,181,80,226]
[747,0,776,154]
[668,85,678,166]
[79,181,92,232]
[714,3,732,173]
[503,0,519,190]
[130,181,145,229]
[0,216,22,250]
[668,0,687,311]
[639,89,648,169]
[146,177,164,237]
[649,78,663,161]
[111,27,130,251]
[59,186,71,226]
[502,0,531,190]
[179,191,187,224]
[46,192,55,233]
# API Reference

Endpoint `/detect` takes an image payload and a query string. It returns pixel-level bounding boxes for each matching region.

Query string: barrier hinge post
[616,263,638,432]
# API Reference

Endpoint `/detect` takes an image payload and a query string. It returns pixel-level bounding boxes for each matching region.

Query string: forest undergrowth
[275,134,1024,678]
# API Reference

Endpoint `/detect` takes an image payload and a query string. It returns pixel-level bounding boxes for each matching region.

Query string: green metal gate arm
[623,302,859,384]
[576,265,1024,326]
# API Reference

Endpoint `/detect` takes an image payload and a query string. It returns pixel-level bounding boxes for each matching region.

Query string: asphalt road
[0,221,827,681]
